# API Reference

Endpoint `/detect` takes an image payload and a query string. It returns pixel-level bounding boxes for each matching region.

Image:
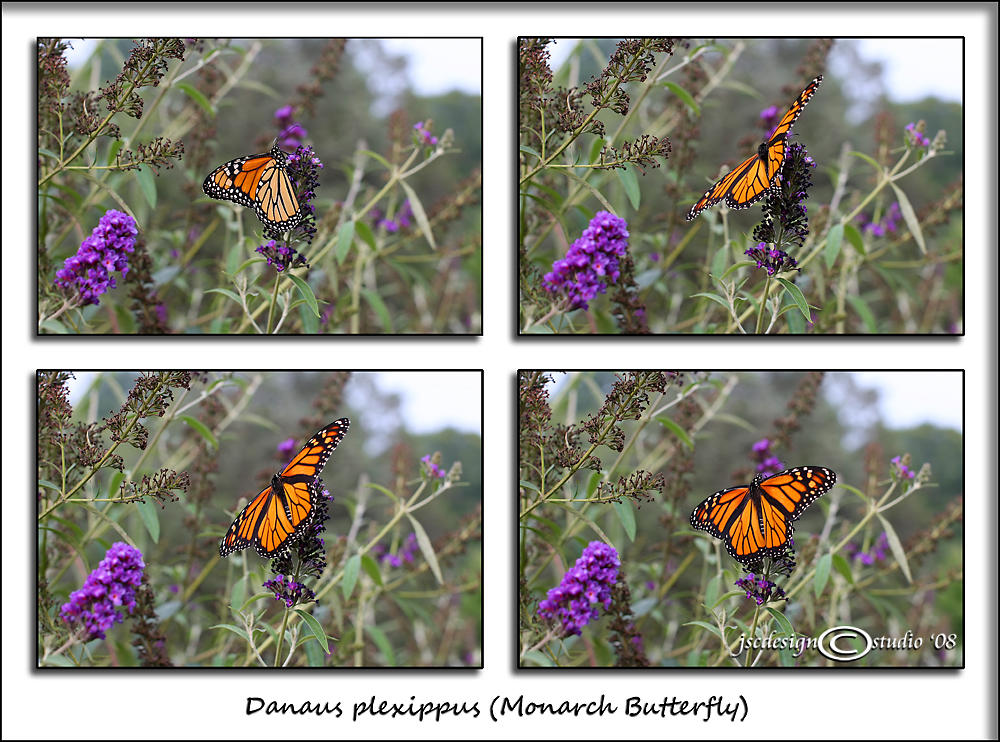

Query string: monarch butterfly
[685,75,823,221]
[689,466,836,565]
[219,418,349,558]
[203,142,304,236]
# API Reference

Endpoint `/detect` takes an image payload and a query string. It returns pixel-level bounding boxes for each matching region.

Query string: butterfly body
[203,143,304,236]
[220,418,349,558]
[689,465,836,564]
[686,75,822,221]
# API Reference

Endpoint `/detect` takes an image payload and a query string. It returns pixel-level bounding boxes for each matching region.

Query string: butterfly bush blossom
[543,211,630,311]
[751,438,785,476]
[372,533,420,568]
[537,541,620,636]
[54,209,137,306]
[60,542,145,640]
[735,572,787,605]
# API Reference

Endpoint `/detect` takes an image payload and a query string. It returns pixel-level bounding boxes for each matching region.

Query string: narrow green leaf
[360,554,384,586]
[846,294,877,333]
[843,222,866,255]
[287,274,319,317]
[406,513,444,584]
[204,288,244,306]
[365,625,396,665]
[336,219,355,264]
[824,222,844,269]
[813,552,832,597]
[176,82,214,115]
[355,219,376,250]
[399,180,436,250]
[876,513,912,583]
[775,277,811,321]
[520,144,542,160]
[210,623,251,641]
[831,553,854,584]
[135,166,157,209]
[655,415,694,449]
[613,500,637,542]
[136,499,160,542]
[341,553,361,599]
[889,182,926,254]
[690,292,731,310]
[293,609,330,653]
[180,415,217,450]
[358,149,392,170]
[710,245,729,279]
[360,288,392,332]
[617,166,641,210]
[663,81,699,116]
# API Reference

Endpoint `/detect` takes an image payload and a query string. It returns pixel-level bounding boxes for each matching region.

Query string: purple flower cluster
[759,104,780,136]
[277,437,296,457]
[891,455,915,480]
[54,209,138,306]
[750,438,784,477]
[844,532,890,566]
[856,202,901,238]
[413,121,438,147]
[744,243,799,276]
[373,533,419,568]
[284,144,323,244]
[421,454,446,479]
[543,211,630,311]
[275,105,308,149]
[370,201,414,233]
[735,572,786,605]
[905,122,930,148]
[537,541,620,636]
[256,239,308,272]
[262,574,315,608]
[59,542,145,640]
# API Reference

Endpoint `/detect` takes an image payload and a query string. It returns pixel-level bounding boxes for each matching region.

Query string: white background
[4,3,996,740]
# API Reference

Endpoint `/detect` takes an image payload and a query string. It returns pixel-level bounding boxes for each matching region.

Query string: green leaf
[361,554,384,586]
[655,415,693,449]
[365,625,396,666]
[176,82,214,115]
[813,552,832,597]
[831,553,854,584]
[180,415,217,450]
[775,277,811,321]
[765,606,794,636]
[613,500,636,542]
[691,292,730,310]
[336,219,355,264]
[846,294,877,333]
[287,274,319,317]
[399,180,436,250]
[134,166,157,209]
[617,166,640,210]
[210,623,251,642]
[824,222,844,269]
[360,288,392,332]
[293,609,330,653]
[876,513,912,583]
[341,553,361,599]
[889,182,926,254]
[355,219,376,250]
[710,245,729,279]
[204,288,243,307]
[136,499,160,542]
[519,144,542,161]
[663,81,699,116]
[843,222,866,255]
[406,513,444,584]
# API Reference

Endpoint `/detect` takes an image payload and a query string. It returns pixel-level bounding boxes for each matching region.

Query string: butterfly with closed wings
[686,76,823,221]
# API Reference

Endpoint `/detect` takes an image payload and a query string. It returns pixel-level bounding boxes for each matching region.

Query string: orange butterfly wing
[686,75,823,221]
[219,418,350,558]
[203,144,303,235]
[690,465,836,564]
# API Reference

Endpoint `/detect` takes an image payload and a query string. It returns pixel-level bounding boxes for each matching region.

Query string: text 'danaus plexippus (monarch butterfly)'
[203,143,304,236]
[685,75,823,221]
[219,418,349,559]
[689,466,836,565]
